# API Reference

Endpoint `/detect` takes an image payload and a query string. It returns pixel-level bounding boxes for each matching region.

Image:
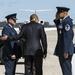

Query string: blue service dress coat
[2,24,21,60]
[54,16,74,56]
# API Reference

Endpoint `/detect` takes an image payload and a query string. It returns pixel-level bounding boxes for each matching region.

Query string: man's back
[23,21,47,55]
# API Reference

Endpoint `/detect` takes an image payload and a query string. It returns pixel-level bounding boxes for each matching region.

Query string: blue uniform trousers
[4,59,17,75]
[59,55,72,75]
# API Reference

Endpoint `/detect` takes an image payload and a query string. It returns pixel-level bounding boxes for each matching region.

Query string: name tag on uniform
[58,25,63,34]
[58,25,63,29]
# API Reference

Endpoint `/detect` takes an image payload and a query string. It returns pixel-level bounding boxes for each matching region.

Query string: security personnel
[54,7,74,75]
[1,14,47,75]
[2,13,20,75]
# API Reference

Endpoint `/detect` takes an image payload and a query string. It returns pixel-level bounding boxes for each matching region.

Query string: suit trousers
[4,59,17,75]
[24,55,43,75]
[59,55,72,75]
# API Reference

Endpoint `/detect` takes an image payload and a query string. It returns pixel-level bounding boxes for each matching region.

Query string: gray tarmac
[0,29,75,75]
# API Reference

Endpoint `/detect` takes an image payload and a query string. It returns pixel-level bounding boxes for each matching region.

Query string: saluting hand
[64,53,69,59]
[55,12,60,20]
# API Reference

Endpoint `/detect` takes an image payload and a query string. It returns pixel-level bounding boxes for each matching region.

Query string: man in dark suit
[54,7,74,75]
[1,13,20,75]
[1,14,47,75]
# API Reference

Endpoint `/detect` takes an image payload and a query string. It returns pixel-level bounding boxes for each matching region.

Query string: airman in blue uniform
[2,13,21,75]
[54,7,74,75]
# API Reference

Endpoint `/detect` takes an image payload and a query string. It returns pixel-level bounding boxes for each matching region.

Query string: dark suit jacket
[8,21,47,56]
[2,24,21,60]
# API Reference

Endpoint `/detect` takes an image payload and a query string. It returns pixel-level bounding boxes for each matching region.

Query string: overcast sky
[0,0,75,24]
